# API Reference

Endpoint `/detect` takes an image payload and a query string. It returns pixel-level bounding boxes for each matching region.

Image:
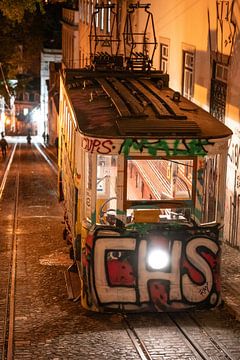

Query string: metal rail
[168,313,237,360]
[1,142,58,360]
[0,144,17,200]
[122,312,237,360]
[34,143,58,175]
[122,314,152,360]
[1,144,19,360]
[187,313,238,360]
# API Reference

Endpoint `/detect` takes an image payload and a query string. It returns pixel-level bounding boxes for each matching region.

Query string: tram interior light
[147,248,169,270]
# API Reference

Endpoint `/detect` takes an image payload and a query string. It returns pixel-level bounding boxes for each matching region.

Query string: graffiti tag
[119,138,213,157]
[82,137,114,154]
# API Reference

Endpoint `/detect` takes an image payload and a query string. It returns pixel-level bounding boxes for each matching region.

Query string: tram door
[96,154,118,223]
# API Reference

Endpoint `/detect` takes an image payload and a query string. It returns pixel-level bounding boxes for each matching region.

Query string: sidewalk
[221,242,240,320]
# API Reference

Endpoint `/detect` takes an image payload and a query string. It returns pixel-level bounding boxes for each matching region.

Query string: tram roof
[62,69,232,140]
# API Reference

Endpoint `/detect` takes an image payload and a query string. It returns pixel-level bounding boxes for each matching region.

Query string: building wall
[41,49,62,136]
[62,7,79,68]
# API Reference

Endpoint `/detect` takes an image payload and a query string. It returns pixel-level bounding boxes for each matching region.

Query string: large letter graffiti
[138,240,182,303]
[94,237,137,303]
[182,237,219,303]
[82,227,221,312]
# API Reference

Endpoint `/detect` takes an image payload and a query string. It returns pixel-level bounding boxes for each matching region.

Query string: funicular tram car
[58,3,232,313]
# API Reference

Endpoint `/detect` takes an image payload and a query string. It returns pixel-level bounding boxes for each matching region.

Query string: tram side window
[85,152,92,190]
[201,155,219,223]
[126,158,193,201]
[96,154,118,221]
[84,152,93,220]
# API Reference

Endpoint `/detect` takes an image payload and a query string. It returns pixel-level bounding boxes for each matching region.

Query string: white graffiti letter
[138,240,182,302]
[94,237,136,303]
[182,237,219,302]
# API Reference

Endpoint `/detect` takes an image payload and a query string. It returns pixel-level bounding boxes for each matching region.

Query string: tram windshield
[126,158,193,201]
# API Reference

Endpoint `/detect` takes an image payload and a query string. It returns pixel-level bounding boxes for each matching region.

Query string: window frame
[123,155,197,210]
[160,43,169,73]
[182,50,195,100]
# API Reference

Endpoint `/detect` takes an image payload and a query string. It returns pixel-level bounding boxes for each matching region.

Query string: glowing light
[147,248,169,270]
[31,108,41,123]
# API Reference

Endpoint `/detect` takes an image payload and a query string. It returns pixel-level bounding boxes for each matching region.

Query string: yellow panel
[96,198,108,223]
[133,209,161,223]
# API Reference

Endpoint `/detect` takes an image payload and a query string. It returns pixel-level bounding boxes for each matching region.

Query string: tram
[58,3,232,312]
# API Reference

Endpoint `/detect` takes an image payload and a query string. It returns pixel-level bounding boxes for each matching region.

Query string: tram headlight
[147,248,169,270]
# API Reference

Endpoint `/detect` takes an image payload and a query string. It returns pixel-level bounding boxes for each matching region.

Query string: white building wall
[40,49,62,136]
[62,7,79,68]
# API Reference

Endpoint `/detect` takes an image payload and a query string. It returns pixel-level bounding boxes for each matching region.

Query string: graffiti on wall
[227,137,240,246]
[81,224,220,312]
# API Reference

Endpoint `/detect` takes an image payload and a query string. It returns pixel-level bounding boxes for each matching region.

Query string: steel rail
[123,311,236,360]
[1,143,19,360]
[187,312,238,360]
[168,313,237,360]
[122,314,153,360]
[34,143,58,175]
[7,170,19,360]
[0,143,17,200]
[167,313,212,360]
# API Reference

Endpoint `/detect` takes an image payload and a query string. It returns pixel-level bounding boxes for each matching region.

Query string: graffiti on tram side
[82,137,115,154]
[119,138,214,157]
[82,136,214,156]
[81,225,220,311]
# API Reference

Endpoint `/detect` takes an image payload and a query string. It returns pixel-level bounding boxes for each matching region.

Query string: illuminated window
[126,158,193,201]
[23,108,29,116]
[160,43,168,73]
[182,51,194,100]
[96,0,99,27]
[91,0,94,17]
[79,0,83,21]
[86,0,90,24]
[100,6,104,30]
[215,63,228,82]
[107,1,111,33]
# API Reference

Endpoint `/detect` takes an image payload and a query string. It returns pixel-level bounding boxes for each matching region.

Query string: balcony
[62,7,79,26]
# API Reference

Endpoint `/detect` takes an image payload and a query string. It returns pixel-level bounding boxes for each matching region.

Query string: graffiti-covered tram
[58,68,232,312]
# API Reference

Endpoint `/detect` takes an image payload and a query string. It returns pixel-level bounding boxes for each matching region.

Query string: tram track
[168,312,236,360]
[0,142,58,360]
[121,312,238,360]
[122,314,152,360]
[1,144,19,360]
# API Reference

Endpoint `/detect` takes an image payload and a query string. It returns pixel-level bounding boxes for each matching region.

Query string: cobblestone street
[0,142,240,360]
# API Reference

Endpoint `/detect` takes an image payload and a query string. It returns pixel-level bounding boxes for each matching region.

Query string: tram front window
[126,158,193,201]
[96,155,118,222]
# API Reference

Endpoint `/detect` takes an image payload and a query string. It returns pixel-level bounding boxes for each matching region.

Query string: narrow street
[0,137,240,360]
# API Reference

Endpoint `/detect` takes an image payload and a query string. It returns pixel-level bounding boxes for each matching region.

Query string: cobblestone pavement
[221,242,240,321]
[1,141,240,360]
